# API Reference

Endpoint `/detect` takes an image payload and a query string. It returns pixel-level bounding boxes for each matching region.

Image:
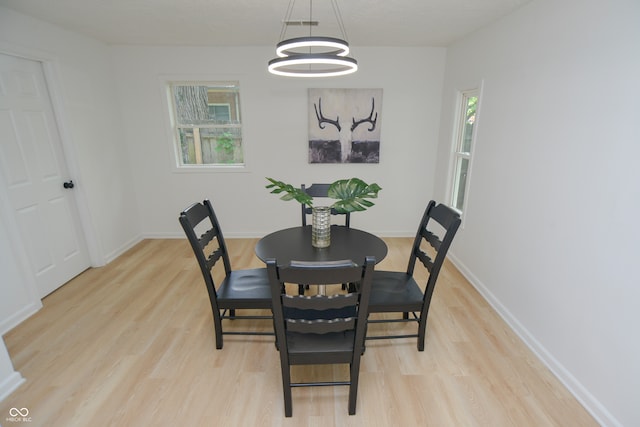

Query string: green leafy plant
[215,132,235,154]
[266,177,382,213]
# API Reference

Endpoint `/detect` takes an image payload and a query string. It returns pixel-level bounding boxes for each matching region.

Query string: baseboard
[102,235,143,265]
[446,252,621,427]
[0,301,42,336]
[0,371,24,402]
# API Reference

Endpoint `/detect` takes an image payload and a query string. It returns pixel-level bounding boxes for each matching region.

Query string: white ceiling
[0,0,531,47]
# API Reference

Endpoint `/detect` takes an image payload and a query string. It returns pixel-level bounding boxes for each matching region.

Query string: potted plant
[266,177,382,247]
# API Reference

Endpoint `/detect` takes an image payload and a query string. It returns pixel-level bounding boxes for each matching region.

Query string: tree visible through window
[169,82,244,166]
[450,90,478,212]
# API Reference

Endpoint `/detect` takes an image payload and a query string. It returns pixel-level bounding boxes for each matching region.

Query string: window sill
[172,164,249,174]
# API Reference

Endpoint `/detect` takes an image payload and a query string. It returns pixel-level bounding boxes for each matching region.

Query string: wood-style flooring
[0,238,598,426]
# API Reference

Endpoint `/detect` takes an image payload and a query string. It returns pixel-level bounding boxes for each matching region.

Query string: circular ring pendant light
[268,0,358,77]
[275,36,350,57]
[268,53,357,78]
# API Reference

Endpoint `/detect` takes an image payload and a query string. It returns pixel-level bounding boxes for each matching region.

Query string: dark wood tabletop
[255,225,388,265]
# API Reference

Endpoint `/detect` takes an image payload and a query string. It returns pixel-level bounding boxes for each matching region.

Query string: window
[208,104,230,121]
[168,82,244,166]
[450,89,478,213]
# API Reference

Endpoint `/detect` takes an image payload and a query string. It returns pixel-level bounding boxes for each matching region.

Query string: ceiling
[0,0,531,47]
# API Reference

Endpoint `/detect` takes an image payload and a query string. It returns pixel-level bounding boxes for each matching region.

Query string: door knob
[63,180,75,189]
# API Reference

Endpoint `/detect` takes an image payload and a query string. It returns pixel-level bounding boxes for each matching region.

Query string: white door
[0,53,90,297]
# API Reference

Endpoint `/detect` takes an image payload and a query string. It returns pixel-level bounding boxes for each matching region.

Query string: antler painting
[308,88,382,163]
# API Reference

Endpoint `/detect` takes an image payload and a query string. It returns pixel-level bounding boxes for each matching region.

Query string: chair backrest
[179,200,231,303]
[408,200,461,300]
[300,183,351,227]
[267,257,375,361]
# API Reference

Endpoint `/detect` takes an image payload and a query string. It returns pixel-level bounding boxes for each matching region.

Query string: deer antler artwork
[314,98,341,132]
[310,90,381,164]
[351,98,378,132]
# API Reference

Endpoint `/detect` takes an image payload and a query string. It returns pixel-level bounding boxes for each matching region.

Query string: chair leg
[282,366,293,417]
[348,359,362,415]
[417,312,428,352]
[213,310,224,350]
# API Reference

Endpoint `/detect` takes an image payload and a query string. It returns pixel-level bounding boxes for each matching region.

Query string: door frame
[0,44,102,299]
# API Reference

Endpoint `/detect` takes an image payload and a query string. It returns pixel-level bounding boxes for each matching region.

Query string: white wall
[435,0,640,426]
[111,45,446,238]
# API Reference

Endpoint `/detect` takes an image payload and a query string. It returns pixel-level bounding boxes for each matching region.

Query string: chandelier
[268,0,358,77]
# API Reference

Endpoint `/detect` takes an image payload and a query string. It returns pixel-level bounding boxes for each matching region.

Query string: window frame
[163,79,247,172]
[448,87,481,218]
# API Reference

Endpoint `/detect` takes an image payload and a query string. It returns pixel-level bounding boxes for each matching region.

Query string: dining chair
[299,183,352,294]
[179,199,273,349]
[300,183,351,227]
[267,256,375,417]
[366,200,461,351]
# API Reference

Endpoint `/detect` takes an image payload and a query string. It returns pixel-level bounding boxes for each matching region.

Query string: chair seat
[287,330,355,364]
[217,268,272,308]
[368,270,424,313]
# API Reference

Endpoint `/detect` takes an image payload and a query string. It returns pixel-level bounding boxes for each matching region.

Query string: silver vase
[311,206,331,248]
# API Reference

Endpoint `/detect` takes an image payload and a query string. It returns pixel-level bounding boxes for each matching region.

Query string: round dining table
[255,225,388,265]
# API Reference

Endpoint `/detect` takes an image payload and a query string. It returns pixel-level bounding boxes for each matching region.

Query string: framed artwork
[308,88,382,163]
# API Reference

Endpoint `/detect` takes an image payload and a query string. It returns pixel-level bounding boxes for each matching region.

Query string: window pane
[208,104,231,122]
[461,96,477,153]
[450,89,478,213]
[170,82,244,166]
[173,85,210,126]
[453,158,469,211]
[199,128,243,164]
[178,128,195,164]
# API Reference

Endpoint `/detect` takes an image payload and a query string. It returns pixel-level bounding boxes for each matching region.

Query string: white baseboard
[102,235,143,265]
[447,252,621,427]
[0,301,42,336]
[0,371,24,402]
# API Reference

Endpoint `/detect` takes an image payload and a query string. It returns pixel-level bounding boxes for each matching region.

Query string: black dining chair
[366,200,461,351]
[300,183,351,227]
[299,183,352,294]
[267,257,375,417]
[179,199,273,349]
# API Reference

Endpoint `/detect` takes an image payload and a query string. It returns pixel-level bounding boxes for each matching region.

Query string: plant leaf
[328,178,382,213]
[265,177,313,206]
[266,177,382,213]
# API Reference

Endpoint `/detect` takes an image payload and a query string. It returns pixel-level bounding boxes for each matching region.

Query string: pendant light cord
[308,0,313,56]
[278,0,297,42]
[279,0,348,42]
[331,0,348,41]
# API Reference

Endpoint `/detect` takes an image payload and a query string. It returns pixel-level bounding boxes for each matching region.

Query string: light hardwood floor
[0,238,597,426]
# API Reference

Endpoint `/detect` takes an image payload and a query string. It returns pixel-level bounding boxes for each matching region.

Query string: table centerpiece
[266,177,382,248]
